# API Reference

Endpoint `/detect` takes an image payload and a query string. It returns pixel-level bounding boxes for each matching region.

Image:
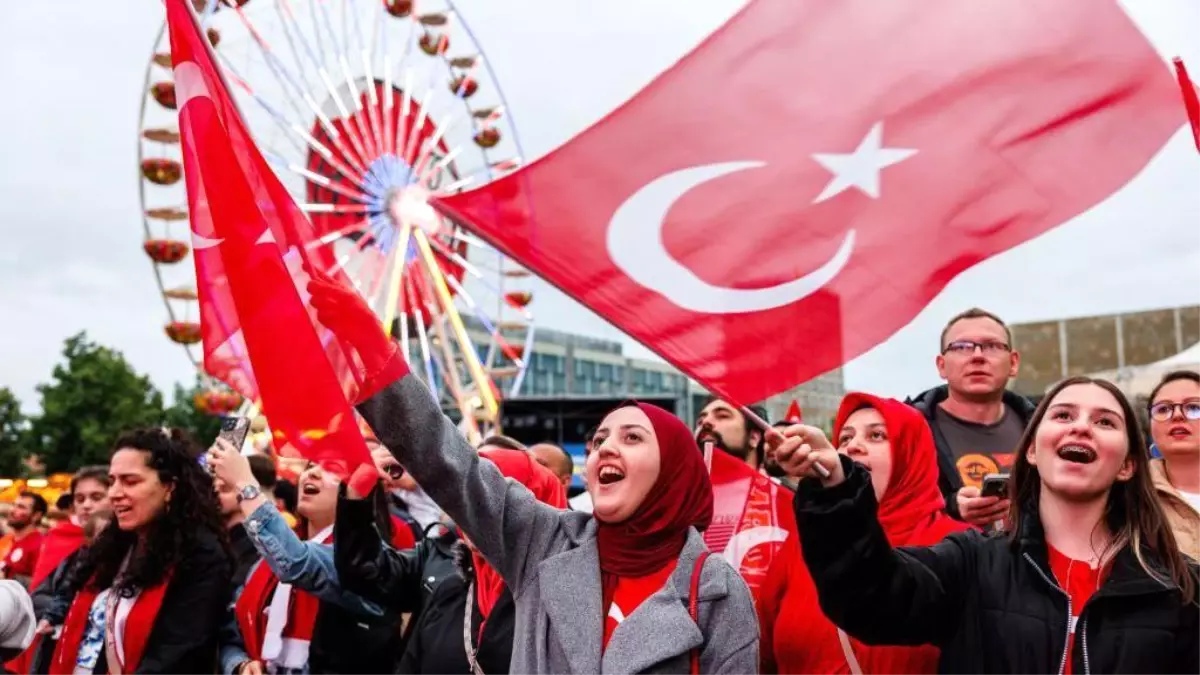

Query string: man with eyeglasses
[906,307,1036,526]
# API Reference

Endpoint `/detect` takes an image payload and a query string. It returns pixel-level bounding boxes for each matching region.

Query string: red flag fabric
[1174,57,1200,152]
[782,401,802,424]
[432,0,1180,404]
[165,0,370,469]
[704,446,795,599]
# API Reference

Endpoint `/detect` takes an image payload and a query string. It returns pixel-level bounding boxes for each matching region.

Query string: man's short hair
[274,479,298,513]
[480,435,527,452]
[530,443,574,477]
[699,396,768,433]
[18,492,48,517]
[247,455,278,490]
[939,307,1013,349]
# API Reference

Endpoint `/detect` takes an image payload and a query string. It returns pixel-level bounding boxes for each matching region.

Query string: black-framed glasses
[942,340,1011,355]
[1149,401,1200,422]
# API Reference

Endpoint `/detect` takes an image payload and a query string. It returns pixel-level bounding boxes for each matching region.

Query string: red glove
[307,265,408,401]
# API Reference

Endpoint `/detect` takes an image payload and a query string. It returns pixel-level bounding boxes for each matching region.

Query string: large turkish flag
[433,0,1182,403]
[166,0,371,469]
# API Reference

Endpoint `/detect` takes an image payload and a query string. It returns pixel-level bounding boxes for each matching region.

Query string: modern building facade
[1009,304,1200,397]
[464,316,845,437]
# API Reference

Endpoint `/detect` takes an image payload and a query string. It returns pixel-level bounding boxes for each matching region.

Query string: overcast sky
[1,0,1197,412]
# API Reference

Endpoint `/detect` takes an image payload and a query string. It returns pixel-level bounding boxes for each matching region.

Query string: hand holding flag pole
[740,405,833,479]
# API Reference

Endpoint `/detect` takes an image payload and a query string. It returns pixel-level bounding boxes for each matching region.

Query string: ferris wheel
[137,0,535,440]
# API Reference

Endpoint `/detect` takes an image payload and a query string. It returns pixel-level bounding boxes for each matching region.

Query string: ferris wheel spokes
[141,0,534,431]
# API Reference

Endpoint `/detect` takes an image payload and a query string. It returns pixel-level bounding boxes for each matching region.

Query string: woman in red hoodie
[758,392,968,674]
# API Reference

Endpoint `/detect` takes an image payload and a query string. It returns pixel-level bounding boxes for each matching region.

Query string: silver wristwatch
[236,483,262,503]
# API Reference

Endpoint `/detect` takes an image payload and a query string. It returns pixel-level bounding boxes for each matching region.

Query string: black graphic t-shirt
[934,404,1027,489]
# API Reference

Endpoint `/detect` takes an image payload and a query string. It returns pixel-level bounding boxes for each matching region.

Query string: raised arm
[795,455,973,646]
[334,484,429,611]
[356,371,564,590]
[241,501,386,617]
[307,265,565,590]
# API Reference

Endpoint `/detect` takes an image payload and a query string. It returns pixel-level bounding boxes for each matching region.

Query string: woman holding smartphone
[778,376,1198,673]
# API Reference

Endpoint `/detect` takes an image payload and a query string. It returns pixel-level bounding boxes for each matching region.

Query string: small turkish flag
[166,0,370,469]
[1174,58,1200,152]
[705,448,796,600]
[783,401,802,424]
[433,0,1182,404]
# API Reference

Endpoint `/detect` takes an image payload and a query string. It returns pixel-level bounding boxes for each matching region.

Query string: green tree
[162,377,224,445]
[29,332,165,472]
[0,387,31,476]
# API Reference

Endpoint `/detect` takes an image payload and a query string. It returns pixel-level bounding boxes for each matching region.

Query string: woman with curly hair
[48,428,232,674]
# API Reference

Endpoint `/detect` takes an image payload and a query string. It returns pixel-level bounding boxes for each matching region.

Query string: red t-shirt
[602,561,678,649]
[1047,544,1109,675]
[0,530,44,582]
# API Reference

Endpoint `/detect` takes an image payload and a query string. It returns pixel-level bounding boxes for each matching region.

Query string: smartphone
[218,416,252,452]
[981,473,1009,499]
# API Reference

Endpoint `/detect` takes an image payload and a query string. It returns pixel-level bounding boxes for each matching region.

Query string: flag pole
[739,405,831,478]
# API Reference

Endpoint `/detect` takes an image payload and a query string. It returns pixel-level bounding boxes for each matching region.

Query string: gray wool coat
[358,373,760,674]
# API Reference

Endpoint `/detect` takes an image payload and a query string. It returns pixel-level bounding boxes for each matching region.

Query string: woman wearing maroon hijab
[308,271,758,674]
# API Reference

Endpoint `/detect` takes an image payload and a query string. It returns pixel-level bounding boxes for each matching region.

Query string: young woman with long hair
[49,428,232,674]
[1145,369,1200,559]
[207,442,403,675]
[307,270,758,674]
[778,376,1198,673]
[758,393,968,674]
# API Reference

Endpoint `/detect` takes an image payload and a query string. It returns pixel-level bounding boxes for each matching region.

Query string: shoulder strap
[463,581,485,675]
[688,551,712,675]
[837,629,864,675]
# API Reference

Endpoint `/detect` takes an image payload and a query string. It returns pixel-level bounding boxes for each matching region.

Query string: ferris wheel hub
[385,185,441,237]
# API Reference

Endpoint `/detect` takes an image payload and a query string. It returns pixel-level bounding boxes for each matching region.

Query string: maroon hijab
[595,401,714,584]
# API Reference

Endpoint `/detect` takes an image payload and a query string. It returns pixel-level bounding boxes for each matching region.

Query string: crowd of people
[0,290,1197,673]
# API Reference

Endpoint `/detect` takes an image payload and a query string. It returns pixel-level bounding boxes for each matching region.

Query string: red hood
[835,392,968,546]
[29,520,86,590]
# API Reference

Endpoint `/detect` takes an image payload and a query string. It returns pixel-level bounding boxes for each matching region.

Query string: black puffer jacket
[334,485,458,620]
[906,385,1037,519]
[797,455,1199,674]
[397,542,514,674]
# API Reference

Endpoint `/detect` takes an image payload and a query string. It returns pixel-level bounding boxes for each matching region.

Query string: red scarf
[595,402,714,619]
[30,520,85,591]
[757,393,968,675]
[50,577,170,675]
[472,449,567,620]
[235,529,334,663]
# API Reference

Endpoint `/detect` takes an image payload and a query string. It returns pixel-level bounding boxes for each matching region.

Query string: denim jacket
[218,502,390,674]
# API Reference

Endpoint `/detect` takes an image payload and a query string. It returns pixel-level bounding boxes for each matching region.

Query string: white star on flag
[811,122,917,203]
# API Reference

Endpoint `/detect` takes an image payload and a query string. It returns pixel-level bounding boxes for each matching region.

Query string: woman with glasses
[1147,369,1200,559]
